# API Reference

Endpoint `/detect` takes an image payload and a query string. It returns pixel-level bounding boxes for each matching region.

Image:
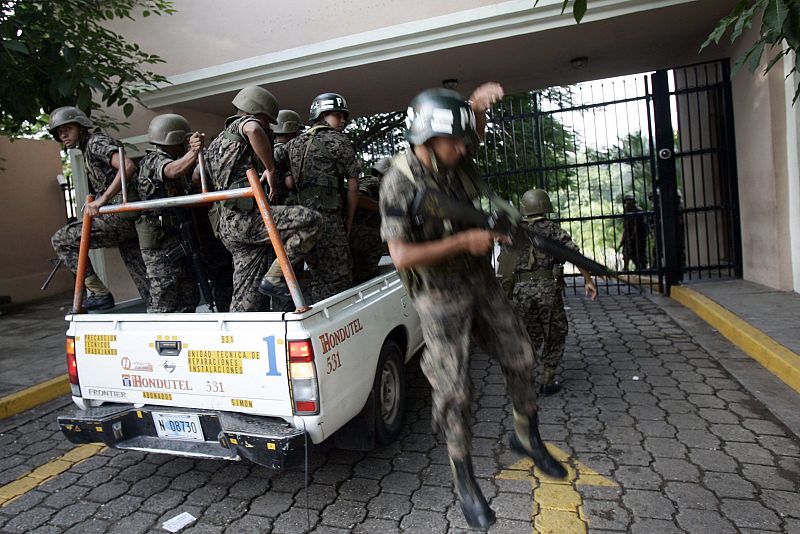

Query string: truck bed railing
[73,162,305,314]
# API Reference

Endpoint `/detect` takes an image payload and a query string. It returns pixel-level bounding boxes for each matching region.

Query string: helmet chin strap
[425,145,440,175]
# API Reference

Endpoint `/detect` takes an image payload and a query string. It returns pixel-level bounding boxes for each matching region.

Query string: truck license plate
[152,413,204,441]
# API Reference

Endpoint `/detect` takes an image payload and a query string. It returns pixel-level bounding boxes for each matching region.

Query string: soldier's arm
[242,120,278,199]
[387,230,508,270]
[163,132,204,180]
[84,152,137,215]
[470,82,504,140]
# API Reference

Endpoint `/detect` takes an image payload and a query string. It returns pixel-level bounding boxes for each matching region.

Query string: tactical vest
[291,125,344,211]
[390,153,483,296]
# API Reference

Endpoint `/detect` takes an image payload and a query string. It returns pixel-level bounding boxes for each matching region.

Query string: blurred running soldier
[380,85,567,530]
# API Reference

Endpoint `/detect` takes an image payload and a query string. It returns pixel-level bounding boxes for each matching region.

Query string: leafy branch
[0,0,176,138]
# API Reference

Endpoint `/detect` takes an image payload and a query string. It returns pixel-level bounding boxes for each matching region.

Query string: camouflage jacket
[204,115,265,191]
[500,218,579,274]
[80,131,128,197]
[137,148,191,201]
[379,151,494,293]
[274,125,360,210]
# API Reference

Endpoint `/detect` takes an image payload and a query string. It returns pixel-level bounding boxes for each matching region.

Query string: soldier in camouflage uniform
[619,193,649,271]
[271,109,303,206]
[264,93,360,302]
[350,157,390,284]
[498,189,598,395]
[204,86,323,312]
[135,114,202,313]
[49,106,150,310]
[380,86,567,530]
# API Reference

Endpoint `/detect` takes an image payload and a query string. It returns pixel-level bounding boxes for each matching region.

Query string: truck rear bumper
[58,404,308,469]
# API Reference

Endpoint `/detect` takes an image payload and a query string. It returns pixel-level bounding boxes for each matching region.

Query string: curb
[0,375,70,420]
[671,286,800,394]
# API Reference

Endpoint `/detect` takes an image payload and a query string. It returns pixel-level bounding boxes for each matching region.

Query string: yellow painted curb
[0,444,104,507]
[0,375,70,420]
[671,286,800,394]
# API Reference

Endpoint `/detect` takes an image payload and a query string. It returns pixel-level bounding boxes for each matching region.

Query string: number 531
[326,352,342,374]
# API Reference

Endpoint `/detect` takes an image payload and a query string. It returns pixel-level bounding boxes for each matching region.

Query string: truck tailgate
[71,313,293,417]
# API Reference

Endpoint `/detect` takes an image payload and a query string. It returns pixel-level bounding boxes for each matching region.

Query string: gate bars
[72,168,306,314]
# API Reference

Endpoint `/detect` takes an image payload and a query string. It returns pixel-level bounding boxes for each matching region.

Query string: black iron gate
[358,60,742,295]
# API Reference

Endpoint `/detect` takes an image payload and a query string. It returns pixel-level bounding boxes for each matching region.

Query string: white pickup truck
[58,268,423,469]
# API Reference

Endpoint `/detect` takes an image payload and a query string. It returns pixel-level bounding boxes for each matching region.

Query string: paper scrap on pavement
[162,512,197,533]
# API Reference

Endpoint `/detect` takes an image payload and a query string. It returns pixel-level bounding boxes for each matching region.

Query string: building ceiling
[163,1,738,119]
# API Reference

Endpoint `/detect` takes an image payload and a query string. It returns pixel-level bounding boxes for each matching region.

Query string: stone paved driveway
[0,294,798,533]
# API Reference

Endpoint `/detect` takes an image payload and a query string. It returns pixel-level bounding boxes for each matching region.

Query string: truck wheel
[374,340,406,445]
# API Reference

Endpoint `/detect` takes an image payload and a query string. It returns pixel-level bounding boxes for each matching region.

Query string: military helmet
[371,157,392,178]
[148,113,191,146]
[309,93,349,122]
[272,109,302,134]
[404,88,477,146]
[521,189,554,216]
[232,86,279,124]
[48,106,93,137]
[623,193,636,201]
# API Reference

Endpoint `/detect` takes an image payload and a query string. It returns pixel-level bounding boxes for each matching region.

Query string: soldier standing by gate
[498,189,598,395]
[380,86,567,530]
[135,114,203,313]
[49,106,150,310]
[263,93,360,303]
[619,192,649,271]
[204,86,323,312]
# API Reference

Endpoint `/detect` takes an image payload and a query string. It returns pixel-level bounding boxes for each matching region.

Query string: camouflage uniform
[276,126,359,301]
[350,172,387,284]
[500,219,579,371]
[51,132,150,301]
[205,116,323,312]
[380,152,538,461]
[621,202,649,270]
[135,148,199,313]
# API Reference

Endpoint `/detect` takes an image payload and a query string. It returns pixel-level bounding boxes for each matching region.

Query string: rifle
[165,209,217,312]
[410,187,613,277]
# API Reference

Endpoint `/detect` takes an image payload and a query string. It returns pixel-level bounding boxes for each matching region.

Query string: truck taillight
[66,336,81,396]
[288,339,318,415]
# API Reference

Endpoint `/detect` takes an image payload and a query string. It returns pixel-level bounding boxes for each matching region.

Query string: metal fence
[355,59,742,295]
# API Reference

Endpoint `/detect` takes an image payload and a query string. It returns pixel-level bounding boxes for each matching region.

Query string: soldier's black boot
[258,276,290,299]
[539,367,562,396]
[509,410,567,479]
[450,456,495,530]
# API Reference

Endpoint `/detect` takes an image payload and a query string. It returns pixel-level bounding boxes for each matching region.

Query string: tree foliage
[540,0,800,103]
[0,0,175,138]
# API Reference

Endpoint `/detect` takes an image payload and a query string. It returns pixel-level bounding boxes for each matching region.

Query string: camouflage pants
[413,276,539,461]
[141,235,198,313]
[512,279,568,371]
[306,211,352,302]
[51,214,150,301]
[218,206,323,312]
[349,223,386,284]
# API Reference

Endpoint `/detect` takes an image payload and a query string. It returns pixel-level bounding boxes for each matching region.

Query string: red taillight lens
[295,401,317,412]
[288,339,318,415]
[66,336,79,386]
[288,340,313,362]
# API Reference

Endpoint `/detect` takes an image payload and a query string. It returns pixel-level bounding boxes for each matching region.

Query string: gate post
[651,70,682,293]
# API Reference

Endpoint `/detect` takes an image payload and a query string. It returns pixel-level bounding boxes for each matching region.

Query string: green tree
[0,0,175,138]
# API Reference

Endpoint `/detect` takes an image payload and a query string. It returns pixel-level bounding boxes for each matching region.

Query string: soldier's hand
[83,198,106,217]
[460,229,509,256]
[188,132,204,153]
[470,82,504,113]
[584,278,598,301]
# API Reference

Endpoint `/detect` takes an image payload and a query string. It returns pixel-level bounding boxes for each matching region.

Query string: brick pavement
[0,293,798,533]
